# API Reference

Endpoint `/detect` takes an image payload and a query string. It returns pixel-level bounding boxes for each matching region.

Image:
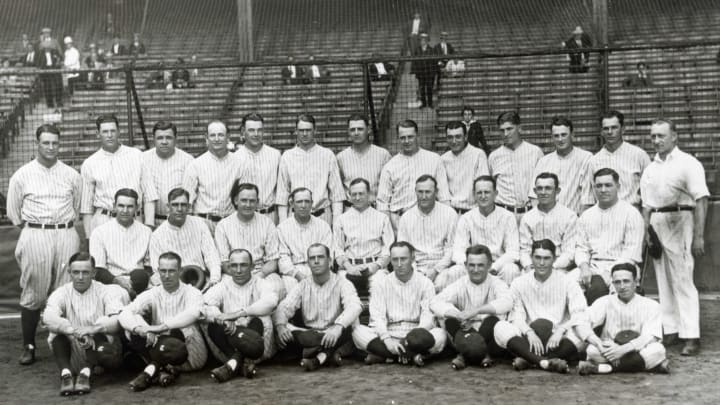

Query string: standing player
[441,121,489,215]
[276,114,344,225]
[640,119,709,356]
[353,241,447,366]
[7,123,82,365]
[235,113,281,224]
[43,252,129,395]
[141,121,194,227]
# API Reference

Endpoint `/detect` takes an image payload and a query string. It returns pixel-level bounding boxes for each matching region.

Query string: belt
[349,257,378,265]
[196,213,223,222]
[495,202,532,214]
[343,201,377,209]
[650,205,694,213]
[454,207,470,215]
[97,208,141,217]
[257,206,276,214]
[312,208,326,217]
[27,221,74,230]
[155,214,168,220]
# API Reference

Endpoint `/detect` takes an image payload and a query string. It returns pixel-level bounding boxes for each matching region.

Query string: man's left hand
[321,325,343,349]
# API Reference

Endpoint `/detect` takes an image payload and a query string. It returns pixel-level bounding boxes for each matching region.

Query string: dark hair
[242,112,264,126]
[230,182,259,209]
[390,240,416,255]
[611,262,637,278]
[69,251,96,268]
[347,113,369,126]
[158,251,182,269]
[348,178,371,192]
[296,114,316,129]
[290,187,313,202]
[167,187,190,203]
[461,106,474,115]
[600,110,624,127]
[416,174,437,188]
[153,120,177,137]
[396,119,418,133]
[114,188,139,204]
[593,167,620,183]
[228,248,254,267]
[651,118,677,132]
[96,114,119,131]
[497,111,520,126]
[531,239,557,256]
[535,172,560,189]
[35,123,60,140]
[307,243,330,257]
[445,120,467,135]
[550,115,573,132]
[473,175,496,191]
[465,244,492,263]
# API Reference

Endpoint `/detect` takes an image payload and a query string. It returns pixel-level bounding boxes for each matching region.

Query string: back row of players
[7,110,707,395]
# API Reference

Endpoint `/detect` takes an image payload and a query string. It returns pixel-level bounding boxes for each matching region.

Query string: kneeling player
[353,241,447,366]
[202,249,279,382]
[494,239,587,373]
[431,245,513,370]
[576,262,669,375]
[43,252,130,396]
[119,251,208,391]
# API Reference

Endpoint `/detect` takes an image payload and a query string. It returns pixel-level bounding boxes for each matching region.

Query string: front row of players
[46,239,668,396]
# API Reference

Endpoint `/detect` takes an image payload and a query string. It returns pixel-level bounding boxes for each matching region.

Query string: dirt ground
[1,301,719,405]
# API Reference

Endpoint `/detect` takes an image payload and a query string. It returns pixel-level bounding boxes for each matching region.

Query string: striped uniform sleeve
[328,154,345,203]
[246,279,279,317]
[71,169,82,219]
[201,283,225,322]
[418,278,436,330]
[332,216,348,265]
[518,216,533,269]
[97,285,129,333]
[619,207,645,264]
[181,161,200,206]
[574,214,591,267]
[263,223,280,262]
[494,215,520,270]
[80,161,96,215]
[276,226,296,277]
[452,215,472,265]
[6,172,23,225]
[430,279,460,317]
[335,278,362,328]
[509,281,531,334]
[555,211,578,269]
[275,155,291,206]
[489,278,514,315]
[631,299,663,350]
[214,221,232,262]
[89,231,108,270]
[369,280,391,340]
[199,224,222,283]
[434,159,451,204]
[163,287,202,329]
[375,166,392,212]
[576,295,609,341]
[43,287,71,333]
[437,208,458,270]
[558,278,588,332]
[273,280,304,326]
[378,215,395,267]
[118,290,154,331]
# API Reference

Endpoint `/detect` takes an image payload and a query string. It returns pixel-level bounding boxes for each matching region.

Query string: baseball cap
[63,36,73,45]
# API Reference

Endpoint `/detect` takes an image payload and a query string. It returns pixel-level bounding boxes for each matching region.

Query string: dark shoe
[480,355,495,368]
[19,345,35,365]
[364,353,386,365]
[512,357,530,371]
[662,333,680,346]
[577,360,598,376]
[329,351,343,367]
[681,339,700,356]
[60,374,74,396]
[129,371,153,392]
[300,357,320,371]
[412,353,426,367]
[547,358,569,374]
[74,374,91,394]
[450,354,466,370]
[210,364,235,383]
[241,362,257,379]
[652,359,670,374]
[157,369,176,387]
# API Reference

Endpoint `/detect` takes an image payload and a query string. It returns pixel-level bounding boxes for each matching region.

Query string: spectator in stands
[83,45,106,91]
[21,42,37,67]
[63,36,81,96]
[434,31,455,87]
[411,33,438,109]
[171,58,194,89]
[444,57,465,78]
[110,36,127,56]
[0,59,18,85]
[369,55,395,81]
[623,62,652,88]
[84,43,104,66]
[563,26,592,73]
[36,38,63,108]
[461,107,490,155]
[129,33,146,56]
[146,71,166,89]
[305,56,330,84]
[15,34,31,63]
[407,11,431,55]
[190,55,199,83]
[281,56,304,85]
[39,27,62,54]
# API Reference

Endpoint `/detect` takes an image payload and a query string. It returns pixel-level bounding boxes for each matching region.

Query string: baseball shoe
[512,357,530,371]
[157,367,177,387]
[364,353,386,365]
[210,364,235,383]
[129,371,153,392]
[328,351,343,367]
[300,357,320,372]
[652,359,670,374]
[19,345,35,365]
[74,373,91,395]
[577,360,599,376]
[412,353,426,367]
[59,374,75,396]
[681,339,700,356]
[547,358,569,374]
[662,333,680,346]
[480,355,495,368]
[450,354,466,371]
[241,363,257,379]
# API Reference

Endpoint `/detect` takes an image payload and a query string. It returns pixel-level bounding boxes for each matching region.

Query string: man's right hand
[526,330,545,355]
[294,270,308,282]
[276,325,293,348]
[384,338,405,356]
[114,276,133,293]
[344,263,363,277]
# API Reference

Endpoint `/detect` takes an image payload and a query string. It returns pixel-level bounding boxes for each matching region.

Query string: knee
[94,267,115,285]
[455,330,487,362]
[499,263,521,283]
[529,319,554,344]
[149,335,189,366]
[229,327,264,360]
[92,339,122,369]
[492,321,518,348]
[586,276,610,305]
[406,328,435,353]
[130,269,151,294]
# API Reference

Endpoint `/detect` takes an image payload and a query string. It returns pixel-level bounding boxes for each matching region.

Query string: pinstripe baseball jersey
[149,215,222,283]
[519,204,578,269]
[333,207,394,267]
[214,213,279,269]
[182,151,242,217]
[453,208,519,269]
[235,144,281,211]
[575,200,644,267]
[430,274,513,322]
[277,216,332,277]
[577,294,662,350]
[441,144,489,210]
[90,218,151,276]
[202,276,278,322]
[488,141,544,207]
[640,147,709,208]
[529,147,594,213]
[376,148,451,213]
[368,272,436,340]
[7,159,81,225]
[119,282,203,330]
[509,270,587,334]
[589,142,651,205]
[336,144,392,202]
[44,281,129,331]
[275,144,344,211]
[397,203,457,271]
[80,145,152,213]
[273,272,362,330]
[141,147,194,216]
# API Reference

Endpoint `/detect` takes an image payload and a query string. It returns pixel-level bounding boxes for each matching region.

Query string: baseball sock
[367,338,395,359]
[478,316,504,356]
[546,338,579,362]
[144,364,157,377]
[207,323,235,357]
[506,336,542,365]
[21,308,41,347]
[227,353,243,371]
[615,352,645,372]
[51,335,73,371]
[79,367,91,377]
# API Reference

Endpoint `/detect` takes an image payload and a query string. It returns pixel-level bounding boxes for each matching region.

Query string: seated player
[202,249,279,383]
[353,241,447,367]
[576,263,669,375]
[43,252,130,396]
[494,239,587,374]
[90,188,152,298]
[334,178,394,295]
[430,245,513,370]
[273,243,362,371]
[119,252,208,392]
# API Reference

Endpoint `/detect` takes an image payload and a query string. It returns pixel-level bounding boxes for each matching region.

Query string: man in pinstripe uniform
[441,121,489,216]
[7,123,82,365]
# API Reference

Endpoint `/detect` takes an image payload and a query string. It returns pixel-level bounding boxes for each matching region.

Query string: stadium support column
[593,0,609,112]
[237,0,254,62]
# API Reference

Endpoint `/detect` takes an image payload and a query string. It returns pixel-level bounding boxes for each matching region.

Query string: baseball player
[81,114,154,237]
[182,120,242,233]
[574,168,644,304]
[488,111,543,222]
[576,263,669,375]
[336,113,391,207]
[141,121,194,227]
[430,245,513,370]
[203,249,279,383]
[7,123,82,365]
[494,239,587,374]
[235,113,281,224]
[89,188,152,298]
[276,114,344,225]
[376,119,451,232]
[397,175,458,284]
[437,175,520,289]
[519,173,578,272]
[274,243,362,371]
[119,251,208,391]
[441,121,489,215]
[277,188,333,293]
[334,178,394,296]
[588,110,651,207]
[149,187,222,289]
[528,116,594,214]
[640,118,709,356]
[43,252,130,395]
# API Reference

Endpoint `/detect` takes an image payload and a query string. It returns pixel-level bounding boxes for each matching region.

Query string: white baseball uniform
[90,218,151,277]
[488,141,543,209]
[529,147,594,214]
[276,216,333,293]
[441,144,489,211]
[141,147,193,222]
[235,143,281,220]
[397,203,458,276]
[588,141,650,205]
[336,144,392,203]
[519,203,578,271]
